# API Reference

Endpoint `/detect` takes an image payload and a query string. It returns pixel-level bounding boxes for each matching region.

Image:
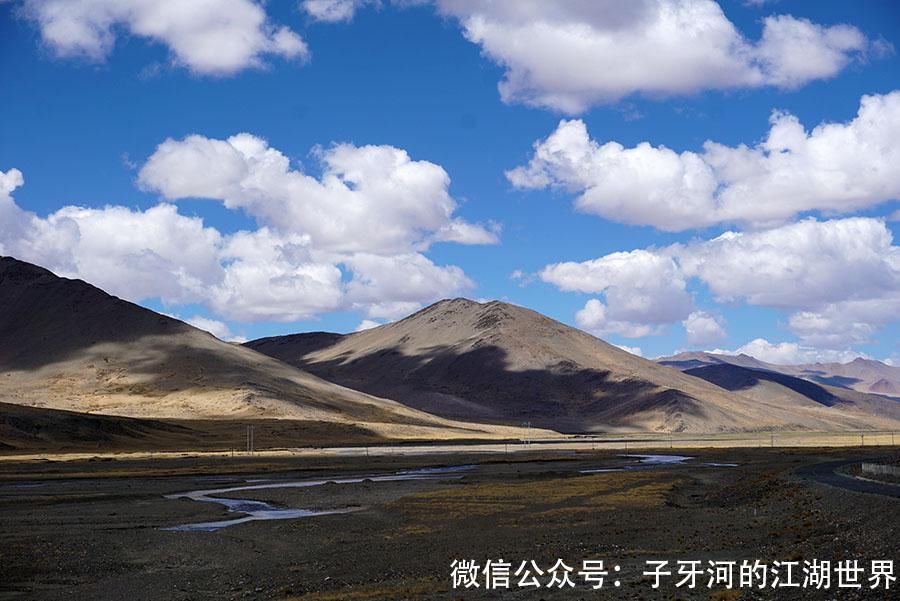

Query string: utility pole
[246,424,254,454]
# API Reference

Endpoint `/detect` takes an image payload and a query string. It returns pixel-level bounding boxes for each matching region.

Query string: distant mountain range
[657,351,900,399]
[3,255,899,448]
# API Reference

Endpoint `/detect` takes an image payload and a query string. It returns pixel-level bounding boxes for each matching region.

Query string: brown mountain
[684,364,900,429]
[658,351,900,399]
[0,257,535,441]
[246,298,897,433]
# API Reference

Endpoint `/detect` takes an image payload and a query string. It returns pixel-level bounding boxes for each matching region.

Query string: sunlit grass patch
[280,577,442,601]
[392,471,678,524]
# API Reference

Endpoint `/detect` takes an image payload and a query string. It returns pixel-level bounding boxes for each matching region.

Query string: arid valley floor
[1,446,897,601]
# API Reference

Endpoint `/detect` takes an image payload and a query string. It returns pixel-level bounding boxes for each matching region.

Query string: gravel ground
[0,448,896,601]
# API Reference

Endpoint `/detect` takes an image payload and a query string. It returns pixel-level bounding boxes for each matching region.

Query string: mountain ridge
[0,256,539,441]
[246,298,900,433]
[658,350,900,399]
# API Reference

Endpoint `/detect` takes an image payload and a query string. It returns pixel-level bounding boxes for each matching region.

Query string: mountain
[658,351,900,398]
[246,298,900,433]
[684,364,900,429]
[657,351,772,372]
[0,257,535,441]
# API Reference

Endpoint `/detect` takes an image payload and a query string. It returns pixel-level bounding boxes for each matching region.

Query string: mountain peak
[1,256,511,437]
[1,255,59,280]
[246,298,813,433]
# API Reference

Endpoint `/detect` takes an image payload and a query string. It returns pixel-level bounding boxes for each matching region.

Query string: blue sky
[1,0,898,364]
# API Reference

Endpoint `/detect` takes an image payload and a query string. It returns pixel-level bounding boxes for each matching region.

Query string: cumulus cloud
[542,249,693,338]
[183,315,246,343]
[1,143,489,323]
[22,0,308,75]
[209,228,345,322]
[542,218,899,348]
[0,169,29,248]
[343,252,474,319]
[674,218,899,309]
[508,119,719,231]
[712,338,868,365]
[680,218,899,348]
[682,311,727,346]
[613,344,643,357]
[139,133,498,254]
[1,193,224,306]
[135,133,494,320]
[755,15,868,89]
[509,91,900,230]
[354,319,382,331]
[302,0,374,22]
[576,298,660,338]
[435,0,870,112]
[787,297,900,349]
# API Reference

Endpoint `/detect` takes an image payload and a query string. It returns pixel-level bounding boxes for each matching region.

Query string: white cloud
[1,145,486,324]
[0,169,29,250]
[509,92,900,230]
[436,0,870,112]
[787,297,900,349]
[209,228,345,322]
[674,218,899,309]
[576,298,659,338]
[183,315,246,343]
[136,134,493,320]
[679,218,900,348]
[682,310,727,346]
[542,249,693,338]
[22,0,308,75]
[543,217,899,347]
[437,219,501,245]
[613,344,643,357]
[344,252,473,319]
[755,15,866,89]
[302,0,374,22]
[139,133,498,254]
[2,198,224,306]
[508,119,719,231]
[509,268,535,287]
[712,338,868,365]
[354,319,382,331]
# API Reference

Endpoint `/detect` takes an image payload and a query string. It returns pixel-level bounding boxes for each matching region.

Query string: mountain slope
[247,299,898,433]
[0,257,537,441]
[684,364,900,429]
[659,351,900,398]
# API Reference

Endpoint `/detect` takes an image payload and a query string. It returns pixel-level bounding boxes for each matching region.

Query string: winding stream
[163,456,735,532]
[163,465,474,532]
[579,454,693,473]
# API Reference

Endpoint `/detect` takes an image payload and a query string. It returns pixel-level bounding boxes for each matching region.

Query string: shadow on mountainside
[277,343,708,433]
[685,364,841,407]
